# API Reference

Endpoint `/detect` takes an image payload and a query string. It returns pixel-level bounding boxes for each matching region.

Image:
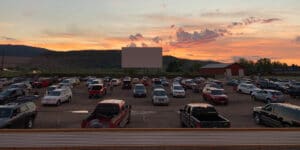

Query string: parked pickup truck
[179,103,230,128]
[81,99,131,128]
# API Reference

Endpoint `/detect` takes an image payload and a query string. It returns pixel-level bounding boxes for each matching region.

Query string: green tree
[166,60,183,72]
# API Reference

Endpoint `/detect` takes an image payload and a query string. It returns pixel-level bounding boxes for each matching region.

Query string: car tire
[25,118,34,129]
[254,113,261,124]
[67,97,71,103]
[181,121,186,128]
[282,123,291,128]
[56,100,61,106]
[238,89,242,93]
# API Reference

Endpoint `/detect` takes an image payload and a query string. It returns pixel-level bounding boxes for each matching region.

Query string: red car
[81,99,131,128]
[33,78,52,88]
[88,84,107,99]
[202,87,228,105]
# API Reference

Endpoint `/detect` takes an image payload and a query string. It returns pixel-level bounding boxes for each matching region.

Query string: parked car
[0,88,25,104]
[59,79,74,88]
[0,101,37,128]
[81,99,131,128]
[41,88,72,106]
[237,83,261,94]
[171,83,186,98]
[253,103,300,127]
[132,78,140,84]
[251,89,285,103]
[32,78,53,88]
[286,87,300,98]
[46,85,61,95]
[86,78,96,86]
[141,76,150,86]
[161,79,169,87]
[179,103,230,128]
[152,88,169,106]
[88,84,107,99]
[122,77,132,89]
[133,84,147,97]
[0,78,11,86]
[87,79,103,90]
[8,82,32,94]
[202,87,228,105]
[181,79,195,89]
[111,78,121,86]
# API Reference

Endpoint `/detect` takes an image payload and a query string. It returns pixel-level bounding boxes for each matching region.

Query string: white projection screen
[122,47,162,68]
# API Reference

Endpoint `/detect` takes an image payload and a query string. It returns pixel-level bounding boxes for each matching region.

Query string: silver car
[252,89,285,103]
[152,88,169,106]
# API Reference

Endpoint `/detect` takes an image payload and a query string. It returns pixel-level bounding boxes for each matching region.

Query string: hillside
[0,45,218,71]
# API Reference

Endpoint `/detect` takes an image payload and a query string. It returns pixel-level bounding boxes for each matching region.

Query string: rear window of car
[94,104,120,116]
[92,86,102,90]
[211,90,224,95]
[48,91,61,96]
[174,86,184,90]
[135,85,145,90]
[154,90,166,96]
[192,107,218,116]
[271,92,282,96]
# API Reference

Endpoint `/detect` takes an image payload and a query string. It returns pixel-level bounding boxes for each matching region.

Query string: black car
[286,87,300,98]
[0,88,25,104]
[0,101,37,128]
[253,103,300,127]
[133,84,147,97]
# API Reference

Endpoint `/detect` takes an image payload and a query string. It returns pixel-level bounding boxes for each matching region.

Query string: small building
[199,63,244,77]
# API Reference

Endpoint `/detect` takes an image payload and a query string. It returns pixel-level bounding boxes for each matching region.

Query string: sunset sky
[0,0,300,64]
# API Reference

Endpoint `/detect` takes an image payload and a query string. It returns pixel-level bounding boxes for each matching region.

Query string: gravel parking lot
[33,81,300,128]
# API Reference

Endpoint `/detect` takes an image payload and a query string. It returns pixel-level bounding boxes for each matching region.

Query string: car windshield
[8,85,18,88]
[47,87,56,91]
[94,104,120,117]
[154,90,166,96]
[211,90,224,95]
[48,91,61,96]
[192,107,218,116]
[92,86,102,90]
[0,108,12,118]
[174,86,184,90]
[62,80,70,83]
[0,90,12,97]
[135,86,145,91]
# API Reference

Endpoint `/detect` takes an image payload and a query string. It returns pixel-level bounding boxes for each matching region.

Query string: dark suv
[0,88,25,104]
[253,103,300,127]
[0,101,37,128]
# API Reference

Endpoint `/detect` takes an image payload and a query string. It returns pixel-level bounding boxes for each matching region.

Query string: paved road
[0,130,299,148]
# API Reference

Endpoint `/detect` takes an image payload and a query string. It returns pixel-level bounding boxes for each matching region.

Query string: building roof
[201,63,231,69]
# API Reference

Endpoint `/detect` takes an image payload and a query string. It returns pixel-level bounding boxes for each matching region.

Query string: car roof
[272,103,300,110]
[52,89,65,92]
[7,88,20,91]
[98,99,125,105]
[154,88,165,91]
[208,87,224,91]
[187,103,214,108]
[91,84,103,86]
[135,84,144,86]
[263,89,280,92]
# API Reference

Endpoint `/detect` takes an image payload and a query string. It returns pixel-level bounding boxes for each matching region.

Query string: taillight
[196,123,201,128]
[272,96,278,99]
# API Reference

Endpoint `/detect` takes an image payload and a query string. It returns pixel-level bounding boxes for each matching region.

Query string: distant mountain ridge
[0,44,219,70]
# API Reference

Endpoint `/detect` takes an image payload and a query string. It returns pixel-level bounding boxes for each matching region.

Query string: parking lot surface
[34,82,300,128]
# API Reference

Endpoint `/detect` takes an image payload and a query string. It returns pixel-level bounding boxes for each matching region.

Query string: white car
[171,84,186,98]
[88,79,103,90]
[59,79,74,88]
[237,83,261,94]
[152,88,169,106]
[42,88,72,106]
[111,78,121,86]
